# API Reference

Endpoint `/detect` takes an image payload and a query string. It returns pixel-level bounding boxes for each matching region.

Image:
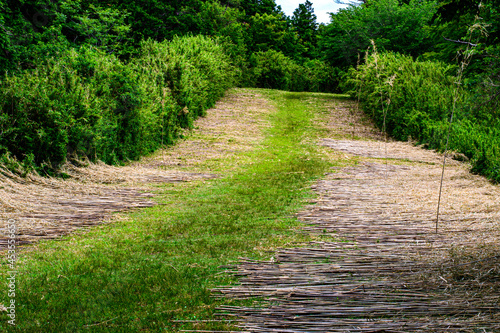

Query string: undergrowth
[344,51,500,183]
[0,35,234,175]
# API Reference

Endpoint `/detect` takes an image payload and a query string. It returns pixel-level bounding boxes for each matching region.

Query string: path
[2,90,499,331]
[213,99,500,332]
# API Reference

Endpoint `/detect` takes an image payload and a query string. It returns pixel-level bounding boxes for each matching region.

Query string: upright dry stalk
[370,41,384,155]
[370,40,396,178]
[353,53,362,139]
[383,74,397,175]
[436,8,487,233]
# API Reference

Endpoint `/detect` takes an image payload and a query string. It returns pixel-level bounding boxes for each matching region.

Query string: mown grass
[0,89,345,332]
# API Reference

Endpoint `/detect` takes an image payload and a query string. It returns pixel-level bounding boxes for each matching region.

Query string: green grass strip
[0,89,343,332]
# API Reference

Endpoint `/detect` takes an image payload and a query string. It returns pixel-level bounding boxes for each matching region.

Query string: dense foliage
[318,0,437,68]
[1,0,500,181]
[0,36,234,172]
[344,52,459,141]
[345,52,500,183]
[0,0,332,172]
[291,0,318,59]
[323,0,500,183]
[249,50,338,92]
[0,0,323,77]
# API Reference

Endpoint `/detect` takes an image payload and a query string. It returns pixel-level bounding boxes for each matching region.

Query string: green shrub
[134,36,235,124]
[249,50,298,90]
[302,59,342,93]
[0,49,90,169]
[344,52,459,140]
[248,49,338,92]
[0,35,234,173]
[344,51,500,183]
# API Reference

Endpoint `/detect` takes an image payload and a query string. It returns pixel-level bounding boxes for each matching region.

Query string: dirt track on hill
[210,96,500,332]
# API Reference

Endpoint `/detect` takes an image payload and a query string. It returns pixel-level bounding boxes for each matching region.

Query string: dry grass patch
[215,95,500,331]
[0,88,273,249]
[320,98,384,141]
[136,89,272,172]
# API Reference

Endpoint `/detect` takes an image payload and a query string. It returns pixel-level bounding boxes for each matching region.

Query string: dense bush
[248,50,299,90]
[302,59,342,93]
[0,35,234,173]
[344,51,500,183]
[248,49,338,92]
[135,36,235,128]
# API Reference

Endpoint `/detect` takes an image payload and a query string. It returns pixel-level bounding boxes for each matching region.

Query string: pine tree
[291,0,318,58]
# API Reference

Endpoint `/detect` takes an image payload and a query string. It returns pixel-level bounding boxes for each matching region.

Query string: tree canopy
[318,0,437,68]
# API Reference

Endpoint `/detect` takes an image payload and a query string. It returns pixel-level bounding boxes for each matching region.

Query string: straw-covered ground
[0,88,341,332]
[0,89,271,249]
[212,95,500,332]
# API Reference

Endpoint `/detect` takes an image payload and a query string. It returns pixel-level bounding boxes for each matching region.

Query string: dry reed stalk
[352,53,363,139]
[436,9,489,233]
[0,89,273,249]
[206,96,500,333]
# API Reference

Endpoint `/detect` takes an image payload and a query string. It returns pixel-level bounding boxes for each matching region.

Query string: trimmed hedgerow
[0,35,234,173]
[344,51,500,183]
[134,36,234,129]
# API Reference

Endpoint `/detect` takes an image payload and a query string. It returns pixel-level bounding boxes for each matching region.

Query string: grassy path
[2,88,498,332]
[0,89,350,332]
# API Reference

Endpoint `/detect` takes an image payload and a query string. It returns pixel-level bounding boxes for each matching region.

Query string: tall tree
[318,0,437,68]
[247,12,287,52]
[291,0,318,58]
[239,0,280,17]
[433,0,500,121]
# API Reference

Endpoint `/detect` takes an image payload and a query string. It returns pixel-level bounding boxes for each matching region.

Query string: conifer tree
[291,0,318,58]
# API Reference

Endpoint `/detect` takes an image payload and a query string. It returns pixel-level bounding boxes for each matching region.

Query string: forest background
[0,0,499,183]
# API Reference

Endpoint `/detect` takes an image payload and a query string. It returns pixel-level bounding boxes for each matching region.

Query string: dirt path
[213,99,500,332]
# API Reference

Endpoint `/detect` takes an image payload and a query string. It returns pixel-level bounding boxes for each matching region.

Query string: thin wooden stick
[436,117,452,234]
[436,11,484,233]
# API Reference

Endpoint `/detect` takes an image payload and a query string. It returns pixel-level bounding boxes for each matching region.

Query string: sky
[275,0,350,24]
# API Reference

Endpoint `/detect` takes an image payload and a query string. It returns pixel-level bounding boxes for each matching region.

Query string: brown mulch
[209,98,500,332]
